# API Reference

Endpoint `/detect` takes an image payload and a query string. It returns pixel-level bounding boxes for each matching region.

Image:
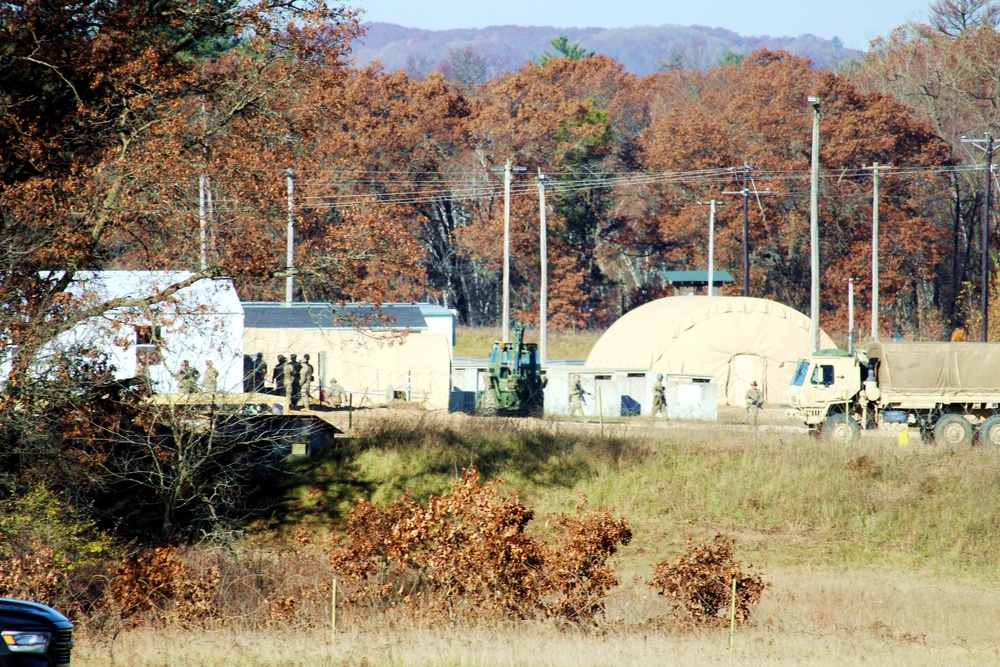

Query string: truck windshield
[790,361,809,386]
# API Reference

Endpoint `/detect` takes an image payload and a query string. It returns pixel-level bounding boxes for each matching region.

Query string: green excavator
[478,322,546,417]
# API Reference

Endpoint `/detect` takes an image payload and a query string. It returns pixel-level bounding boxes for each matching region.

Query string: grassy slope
[76,417,1000,666]
[281,416,1000,580]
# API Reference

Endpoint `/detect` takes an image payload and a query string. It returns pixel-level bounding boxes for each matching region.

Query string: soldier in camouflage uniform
[652,374,667,418]
[177,360,200,394]
[745,380,763,427]
[299,354,314,410]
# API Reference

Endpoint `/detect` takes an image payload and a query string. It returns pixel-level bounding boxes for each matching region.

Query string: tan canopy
[586,296,835,405]
[868,341,1000,392]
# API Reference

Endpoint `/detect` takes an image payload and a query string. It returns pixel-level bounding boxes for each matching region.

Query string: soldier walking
[745,380,763,427]
[299,354,314,410]
[568,374,588,420]
[652,373,667,418]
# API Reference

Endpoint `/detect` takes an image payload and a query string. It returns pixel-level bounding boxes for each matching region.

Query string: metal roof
[661,270,736,285]
[242,302,427,330]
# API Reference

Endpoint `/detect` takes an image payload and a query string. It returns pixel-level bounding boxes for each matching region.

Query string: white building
[52,271,245,393]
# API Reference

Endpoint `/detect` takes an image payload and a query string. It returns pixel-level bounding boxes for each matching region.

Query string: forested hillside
[352,22,863,77]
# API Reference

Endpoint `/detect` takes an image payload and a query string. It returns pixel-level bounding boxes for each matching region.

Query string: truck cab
[788,349,865,436]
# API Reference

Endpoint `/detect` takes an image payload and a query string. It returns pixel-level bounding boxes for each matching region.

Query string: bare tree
[440,46,500,89]
[931,0,1000,36]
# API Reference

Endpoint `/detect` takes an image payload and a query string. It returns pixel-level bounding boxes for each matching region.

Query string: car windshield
[790,361,809,386]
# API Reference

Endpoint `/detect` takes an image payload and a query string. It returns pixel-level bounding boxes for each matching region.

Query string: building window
[136,326,162,366]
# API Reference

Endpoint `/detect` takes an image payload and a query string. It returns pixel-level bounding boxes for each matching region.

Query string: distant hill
[351,22,865,77]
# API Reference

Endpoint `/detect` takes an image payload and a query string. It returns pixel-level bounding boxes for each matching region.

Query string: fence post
[729,574,737,663]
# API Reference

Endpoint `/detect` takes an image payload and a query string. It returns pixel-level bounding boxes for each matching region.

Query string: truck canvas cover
[867,342,1000,392]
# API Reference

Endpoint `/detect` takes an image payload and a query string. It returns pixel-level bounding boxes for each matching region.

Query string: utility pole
[199,174,207,271]
[284,168,295,306]
[538,170,548,364]
[491,160,526,342]
[963,133,995,341]
[808,95,822,353]
[723,164,770,297]
[696,200,727,296]
[862,163,890,341]
[844,277,860,354]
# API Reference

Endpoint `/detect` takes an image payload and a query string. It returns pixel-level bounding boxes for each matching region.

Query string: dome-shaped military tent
[585,296,836,405]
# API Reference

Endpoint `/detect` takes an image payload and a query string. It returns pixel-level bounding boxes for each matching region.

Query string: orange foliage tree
[853,21,1000,334]
[639,50,953,335]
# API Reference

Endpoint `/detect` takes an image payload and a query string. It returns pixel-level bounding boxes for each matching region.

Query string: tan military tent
[585,296,836,405]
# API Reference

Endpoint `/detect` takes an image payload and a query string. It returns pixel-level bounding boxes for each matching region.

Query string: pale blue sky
[353,0,934,51]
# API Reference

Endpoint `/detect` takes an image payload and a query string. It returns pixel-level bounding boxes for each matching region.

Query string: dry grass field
[69,413,1000,666]
[74,569,1000,666]
[453,325,603,360]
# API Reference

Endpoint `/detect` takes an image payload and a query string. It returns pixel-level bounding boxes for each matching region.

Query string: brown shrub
[647,534,768,625]
[329,467,631,623]
[0,547,63,605]
[102,546,219,627]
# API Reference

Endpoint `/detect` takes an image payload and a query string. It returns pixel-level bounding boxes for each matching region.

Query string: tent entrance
[727,354,767,406]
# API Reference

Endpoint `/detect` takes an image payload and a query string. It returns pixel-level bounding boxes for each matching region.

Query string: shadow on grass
[263,415,637,531]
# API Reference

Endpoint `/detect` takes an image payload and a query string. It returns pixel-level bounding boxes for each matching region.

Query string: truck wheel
[480,387,497,416]
[823,414,860,442]
[933,414,973,447]
[979,415,1000,448]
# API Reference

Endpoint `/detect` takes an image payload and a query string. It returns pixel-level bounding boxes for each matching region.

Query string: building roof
[242,302,427,330]
[64,271,243,315]
[661,270,736,286]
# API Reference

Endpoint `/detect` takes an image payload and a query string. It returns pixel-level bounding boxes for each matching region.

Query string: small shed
[243,302,451,411]
[661,270,736,296]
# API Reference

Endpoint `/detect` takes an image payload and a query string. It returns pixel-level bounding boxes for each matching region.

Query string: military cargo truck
[788,342,1000,446]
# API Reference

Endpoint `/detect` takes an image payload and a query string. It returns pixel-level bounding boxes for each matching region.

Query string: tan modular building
[586,296,836,406]
[243,303,451,411]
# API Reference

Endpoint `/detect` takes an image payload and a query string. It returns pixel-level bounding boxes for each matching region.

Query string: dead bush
[330,467,631,623]
[102,546,219,627]
[0,547,62,605]
[647,534,768,625]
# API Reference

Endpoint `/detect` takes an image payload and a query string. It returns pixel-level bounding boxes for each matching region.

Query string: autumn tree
[640,50,953,335]
[471,56,640,328]
[930,0,1000,36]
[853,22,1000,331]
[440,46,504,89]
[0,0,361,530]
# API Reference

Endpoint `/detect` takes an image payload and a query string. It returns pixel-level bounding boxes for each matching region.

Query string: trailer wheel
[823,414,860,442]
[979,416,1000,448]
[933,414,973,447]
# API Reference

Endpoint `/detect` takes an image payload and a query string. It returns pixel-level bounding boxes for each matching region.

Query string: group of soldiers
[242,352,347,410]
[176,359,218,394]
